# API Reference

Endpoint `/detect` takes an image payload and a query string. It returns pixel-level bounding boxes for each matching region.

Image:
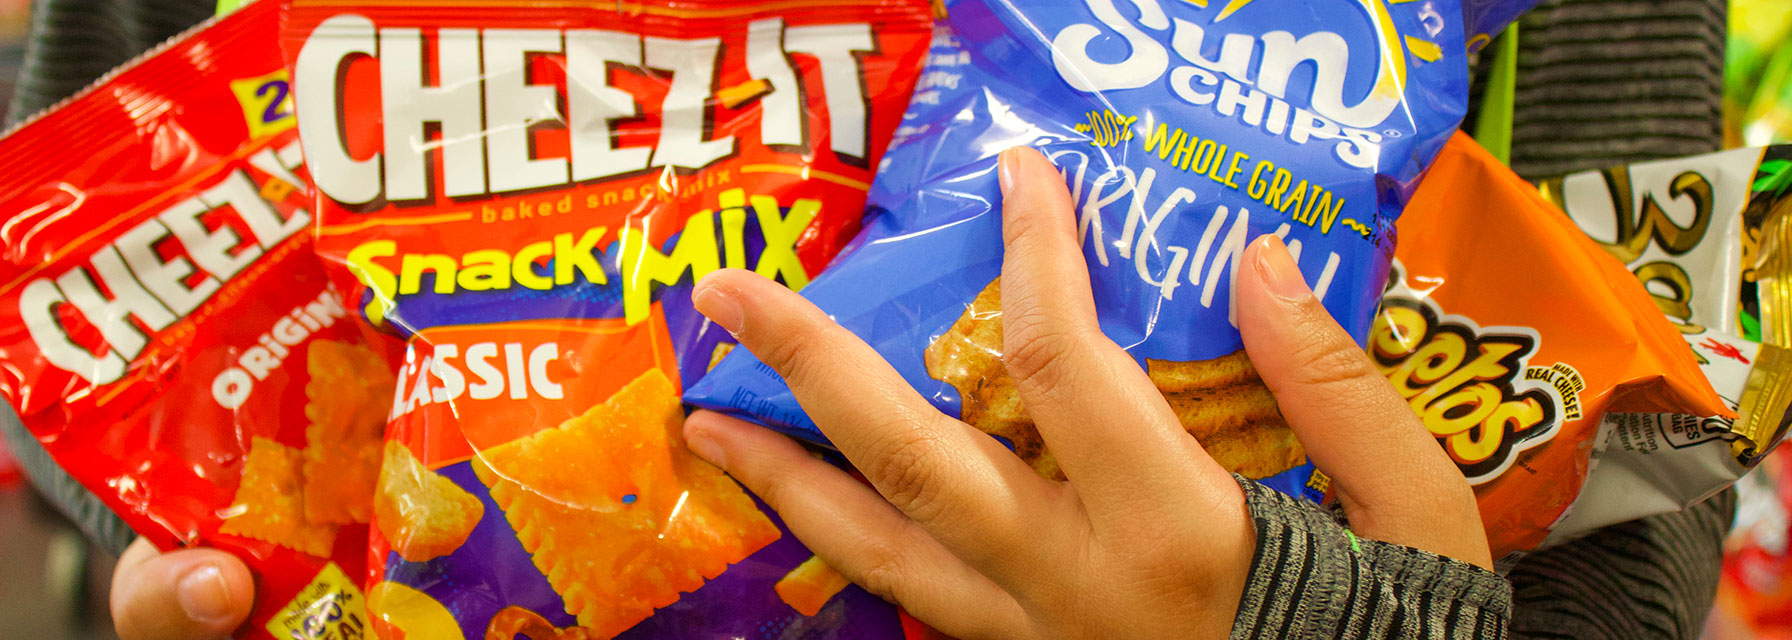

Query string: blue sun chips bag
[688,0,1471,502]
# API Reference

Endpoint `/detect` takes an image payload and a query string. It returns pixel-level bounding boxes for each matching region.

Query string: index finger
[993,147,1237,512]
[690,269,1062,574]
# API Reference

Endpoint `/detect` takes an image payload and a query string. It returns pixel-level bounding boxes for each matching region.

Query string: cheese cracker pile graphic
[474,370,780,636]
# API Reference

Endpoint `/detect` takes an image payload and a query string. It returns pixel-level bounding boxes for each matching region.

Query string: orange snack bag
[1382,133,1732,562]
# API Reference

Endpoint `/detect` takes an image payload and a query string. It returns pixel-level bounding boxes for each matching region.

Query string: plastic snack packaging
[278,0,933,636]
[0,2,400,638]
[1460,0,1544,53]
[1530,146,1792,550]
[691,0,1468,514]
[1385,133,1732,563]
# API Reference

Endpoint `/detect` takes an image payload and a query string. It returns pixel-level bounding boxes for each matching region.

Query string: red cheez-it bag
[279,0,931,638]
[0,2,399,639]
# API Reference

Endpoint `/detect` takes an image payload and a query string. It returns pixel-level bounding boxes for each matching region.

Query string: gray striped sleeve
[1492,0,1727,181]
[1229,477,1512,640]
[1507,488,1736,639]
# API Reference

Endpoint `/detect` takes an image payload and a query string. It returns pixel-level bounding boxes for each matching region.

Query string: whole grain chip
[303,340,395,524]
[775,555,851,617]
[925,279,1305,480]
[474,369,780,637]
[221,437,338,557]
[375,441,483,563]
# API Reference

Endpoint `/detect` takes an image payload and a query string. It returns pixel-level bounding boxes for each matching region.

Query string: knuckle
[1001,313,1089,397]
[752,323,812,375]
[848,540,911,601]
[860,423,954,521]
[1286,331,1380,390]
[739,457,802,512]
[758,321,842,390]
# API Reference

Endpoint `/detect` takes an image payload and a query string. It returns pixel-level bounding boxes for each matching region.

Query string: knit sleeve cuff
[1229,475,1512,640]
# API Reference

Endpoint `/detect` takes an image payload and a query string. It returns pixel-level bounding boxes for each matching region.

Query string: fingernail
[692,281,744,335]
[178,563,235,625]
[1253,235,1312,303]
[683,420,729,469]
[998,147,1020,198]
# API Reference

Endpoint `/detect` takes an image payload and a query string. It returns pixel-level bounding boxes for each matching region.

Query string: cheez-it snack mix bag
[0,3,398,639]
[1384,134,1732,563]
[278,0,932,637]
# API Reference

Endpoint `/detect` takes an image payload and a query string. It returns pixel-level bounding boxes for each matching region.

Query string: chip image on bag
[690,0,1470,509]
[0,2,400,638]
[278,0,933,636]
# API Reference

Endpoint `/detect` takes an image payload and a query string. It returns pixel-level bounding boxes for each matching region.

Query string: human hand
[111,537,254,640]
[682,146,1491,639]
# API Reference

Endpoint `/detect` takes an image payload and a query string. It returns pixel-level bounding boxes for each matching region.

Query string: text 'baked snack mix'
[278,0,933,637]
[691,0,1470,506]
[0,3,398,638]
[1385,134,1733,563]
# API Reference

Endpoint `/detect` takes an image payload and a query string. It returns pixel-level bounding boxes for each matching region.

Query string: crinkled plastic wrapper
[278,0,933,637]
[1532,145,1792,551]
[0,3,399,638]
[1461,0,1544,52]
[691,0,1468,509]
[1384,134,1731,564]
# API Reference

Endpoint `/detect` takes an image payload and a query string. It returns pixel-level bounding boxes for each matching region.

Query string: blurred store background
[0,0,1791,639]
[0,3,123,639]
[0,0,18,108]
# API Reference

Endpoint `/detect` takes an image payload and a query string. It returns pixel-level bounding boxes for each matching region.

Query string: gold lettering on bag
[1370,282,1567,485]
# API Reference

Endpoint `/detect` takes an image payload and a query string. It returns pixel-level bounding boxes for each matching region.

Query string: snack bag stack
[1532,146,1792,545]
[1381,134,1739,562]
[277,0,933,636]
[687,0,1758,563]
[1462,0,1545,53]
[0,3,399,638]
[692,0,1471,510]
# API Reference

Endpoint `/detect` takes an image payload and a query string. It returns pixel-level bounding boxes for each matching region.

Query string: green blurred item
[1473,25,1518,165]
[1727,0,1792,146]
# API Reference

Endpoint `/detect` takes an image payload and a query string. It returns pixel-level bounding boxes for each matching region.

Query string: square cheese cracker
[374,440,483,563]
[220,437,337,557]
[303,340,394,524]
[474,369,779,638]
[775,555,851,617]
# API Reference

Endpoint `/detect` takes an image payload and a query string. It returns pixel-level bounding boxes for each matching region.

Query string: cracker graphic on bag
[221,437,339,557]
[775,555,851,617]
[485,606,594,640]
[473,369,780,637]
[304,340,395,524]
[375,441,482,563]
[925,280,1305,480]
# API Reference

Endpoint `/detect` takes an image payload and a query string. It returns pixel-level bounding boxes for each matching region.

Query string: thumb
[1235,235,1491,569]
[112,538,255,640]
